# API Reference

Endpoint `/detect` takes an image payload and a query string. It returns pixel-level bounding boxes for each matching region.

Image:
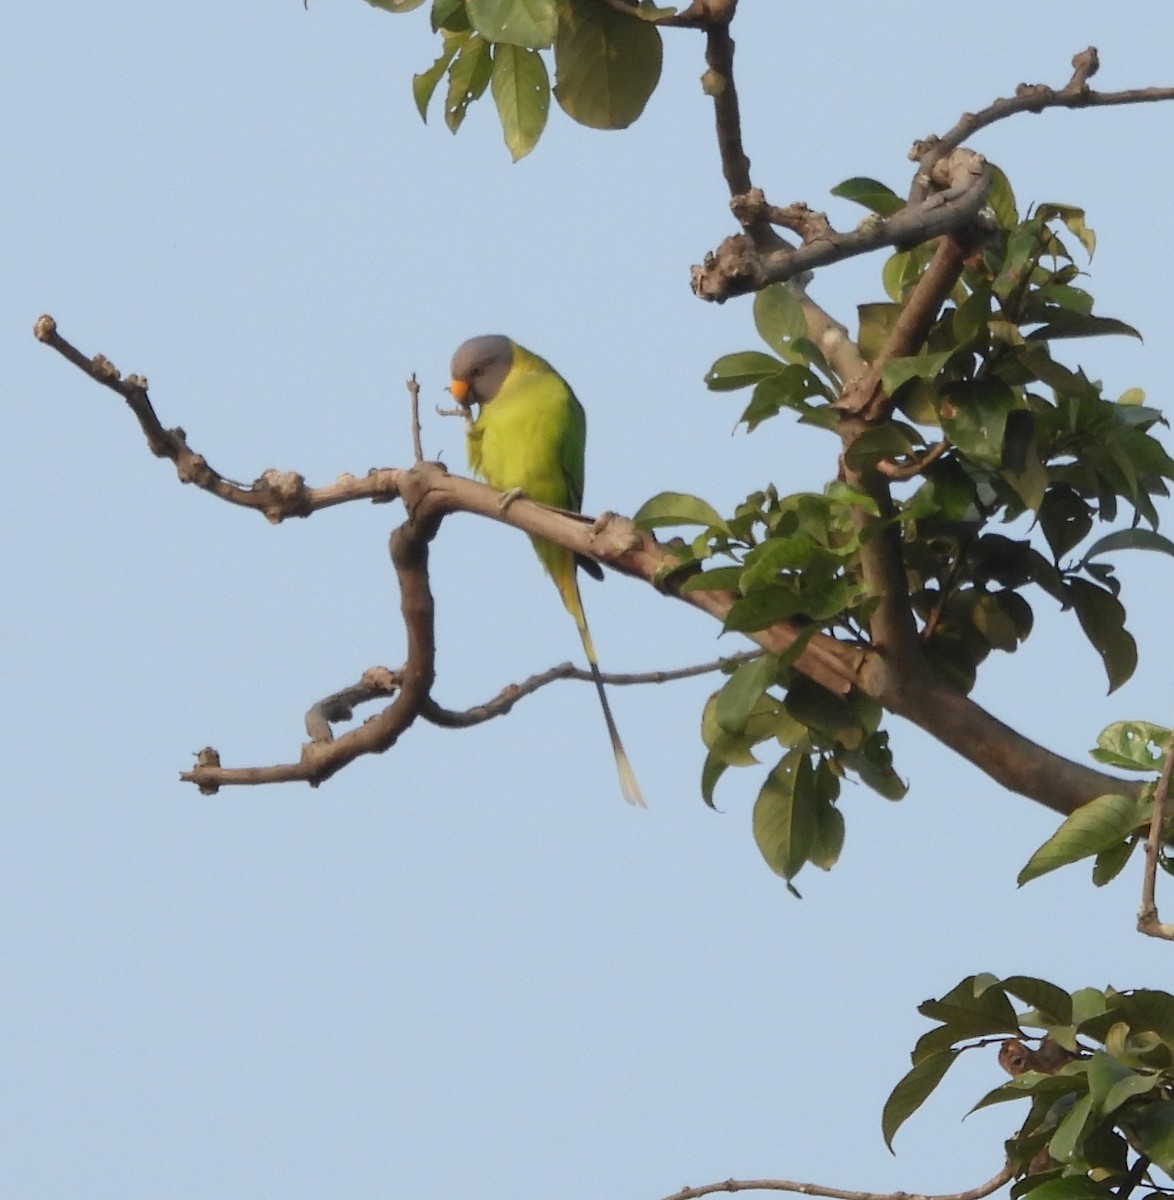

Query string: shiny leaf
[553,0,662,129]
[1018,793,1148,885]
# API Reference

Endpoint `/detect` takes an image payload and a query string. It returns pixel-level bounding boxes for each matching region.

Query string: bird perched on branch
[449,335,645,807]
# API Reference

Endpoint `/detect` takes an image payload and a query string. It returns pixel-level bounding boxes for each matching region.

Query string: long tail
[547,546,645,807]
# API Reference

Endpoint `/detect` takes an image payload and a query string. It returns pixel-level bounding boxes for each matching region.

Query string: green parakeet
[449,335,645,807]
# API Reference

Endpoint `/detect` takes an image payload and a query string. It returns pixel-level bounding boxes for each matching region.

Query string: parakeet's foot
[498,487,526,512]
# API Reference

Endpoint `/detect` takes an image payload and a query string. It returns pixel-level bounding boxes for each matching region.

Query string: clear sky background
[4,3,1174,1198]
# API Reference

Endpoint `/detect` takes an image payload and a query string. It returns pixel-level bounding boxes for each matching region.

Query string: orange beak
[449,377,470,406]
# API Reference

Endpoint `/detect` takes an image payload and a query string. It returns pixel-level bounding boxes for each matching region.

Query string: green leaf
[633,491,727,531]
[1002,409,1048,511]
[444,32,493,131]
[938,379,1017,463]
[1119,989,1174,1042]
[753,284,807,359]
[882,1049,960,1150]
[785,677,866,750]
[919,975,1022,1035]
[1038,485,1093,560]
[1082,528,1174,563]
[468,0,557,45]
[1100,1067,1159,1116]
[1085,1050,1137,1113]
[752,751,818,881]
[490,44,550,159]
[1026,310,1141,342]
[1068,578,1138,692]
[843,424,919,472]
[723,583,807,633]
[1126,1099,1174,1175]
[881,351,954,394]
[704,351,784,392]
[808,764,845,870]
[1038,202,1097,258]
[1092,838,1137,886]
[366,0,427,11]
[830,176,904,217]
[413,36,462,120]
[1013,1179,1115,1200]
[1001,977,1073,1025]
[715,654,778,734]
[1091,721,1169,772]
[700,751,728,809]
[431,0,469,31]
[972,592,1021,652]
[985,165,1018,230]
[838,731,907,800]
[740,366,830,430]
[553,0,662,129]
[1018,793,1148,885]
[857,302,901,363]
[1048,1091,1092,1166]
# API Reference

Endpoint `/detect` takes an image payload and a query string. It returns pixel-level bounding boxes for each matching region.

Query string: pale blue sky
[4,3,1174,1198]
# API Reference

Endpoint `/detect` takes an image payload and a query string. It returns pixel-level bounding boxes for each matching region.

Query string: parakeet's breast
[469,366,582,511]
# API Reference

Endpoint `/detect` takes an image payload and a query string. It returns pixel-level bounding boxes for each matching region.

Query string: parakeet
[449,335,645,807]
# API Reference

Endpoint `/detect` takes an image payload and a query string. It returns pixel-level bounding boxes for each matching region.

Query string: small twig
[876,440,950,480]
[910,48,1174,201]
[657,1164,1013,1200]
[1137,713,1174,941]
[423,651,763,729]
[35,315,404,522]
[407,374,424,463]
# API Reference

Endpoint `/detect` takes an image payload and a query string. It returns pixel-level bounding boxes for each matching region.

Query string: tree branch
[39,319,1143,814]
[910,48,1174,202]
[657,1163,1013,1200]
[34,314,404,522]
[183,475,440,793]
[693,151,990,302]
[1137,715,1174,941]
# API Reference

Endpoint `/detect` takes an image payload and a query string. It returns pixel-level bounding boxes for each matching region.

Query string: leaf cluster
[659,174,1174,880]
[885,974,1174,1200]
[373,0,669,159]
[1017,722,1174,888]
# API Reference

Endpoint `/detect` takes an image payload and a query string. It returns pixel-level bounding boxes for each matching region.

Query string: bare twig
[423,651,763,728]
[182,468,441,793]
[35,315,404,522]
[910,48,1174,202]
[1137,715,1174,941]
[657,1163,1013,1200]
[876,440,950,480]
[407,374,424,463]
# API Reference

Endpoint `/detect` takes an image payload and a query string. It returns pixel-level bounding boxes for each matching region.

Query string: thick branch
[837,235,971,672]
[658,1163,1013,1200]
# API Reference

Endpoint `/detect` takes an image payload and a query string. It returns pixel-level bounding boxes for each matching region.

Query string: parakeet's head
[449,335,514,409]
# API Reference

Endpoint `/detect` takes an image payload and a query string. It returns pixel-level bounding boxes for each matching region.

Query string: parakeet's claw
[499,487,526,512]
